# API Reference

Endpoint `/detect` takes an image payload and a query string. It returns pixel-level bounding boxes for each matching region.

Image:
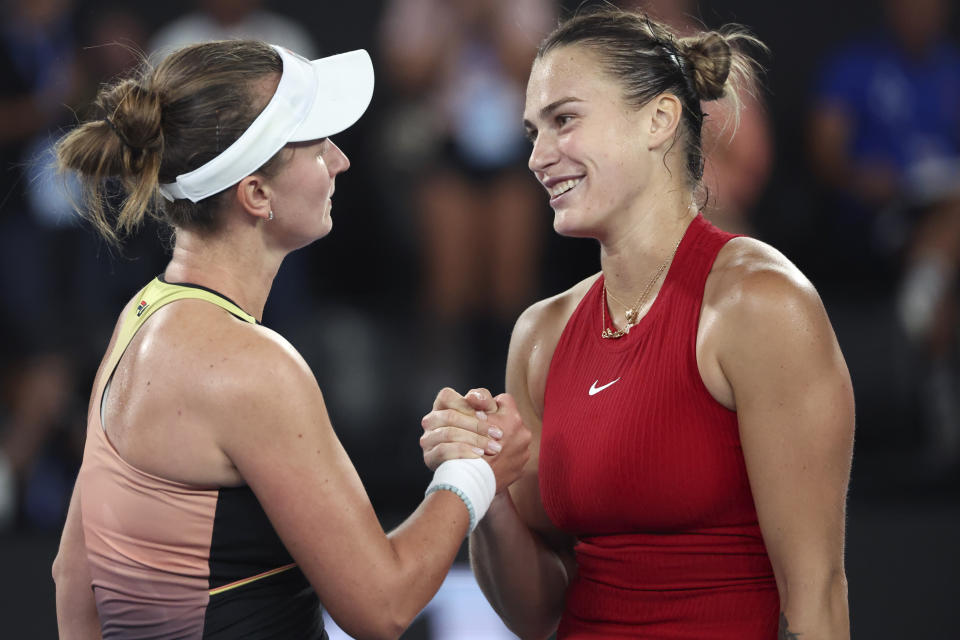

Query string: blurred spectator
[624,0,774,234]
[379,0,555,395]
[77,5,150,86]
[809,0,960,463]
[0,0,83,530]
[150,0,317,60]
[0,2,167,533]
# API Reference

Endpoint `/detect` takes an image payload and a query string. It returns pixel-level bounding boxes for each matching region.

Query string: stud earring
[268,210,274,221]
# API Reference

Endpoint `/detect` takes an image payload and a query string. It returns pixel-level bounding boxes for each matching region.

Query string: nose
[528,131,557,174]
[328,139,350,174]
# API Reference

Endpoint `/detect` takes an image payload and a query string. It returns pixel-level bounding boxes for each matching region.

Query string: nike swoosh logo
[588,377,621,396]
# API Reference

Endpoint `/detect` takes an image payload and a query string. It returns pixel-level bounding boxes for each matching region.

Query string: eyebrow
[523,97,584,128]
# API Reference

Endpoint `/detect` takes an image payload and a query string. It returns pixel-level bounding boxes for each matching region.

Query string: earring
[268,210,274,221]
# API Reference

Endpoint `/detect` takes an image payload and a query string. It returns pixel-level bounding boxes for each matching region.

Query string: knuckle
[434,387,458,409]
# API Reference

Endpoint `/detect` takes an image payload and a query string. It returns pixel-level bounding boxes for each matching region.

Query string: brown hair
[538,6,765,186]
[57,40,287,245]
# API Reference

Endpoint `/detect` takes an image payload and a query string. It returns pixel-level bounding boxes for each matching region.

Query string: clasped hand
[421,387,532,494]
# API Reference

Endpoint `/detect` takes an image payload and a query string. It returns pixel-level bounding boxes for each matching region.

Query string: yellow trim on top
[208,563,298,596]
[103,278,256,387]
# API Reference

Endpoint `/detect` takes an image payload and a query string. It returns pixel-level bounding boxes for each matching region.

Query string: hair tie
[103,117,140,151]
[659,41,700,102]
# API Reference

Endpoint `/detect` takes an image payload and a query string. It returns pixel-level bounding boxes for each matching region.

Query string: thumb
[493,392,518,415]
[465,388,498,413]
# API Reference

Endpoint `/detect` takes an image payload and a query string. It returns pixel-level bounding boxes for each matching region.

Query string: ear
[235,174,272,222]
[646,93,683,150]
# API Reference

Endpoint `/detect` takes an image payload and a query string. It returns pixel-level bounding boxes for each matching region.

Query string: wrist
[425,458,496,533]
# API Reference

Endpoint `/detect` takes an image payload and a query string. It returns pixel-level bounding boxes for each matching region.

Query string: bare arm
[422,303,577,639]
[53,484,102,640]
[216,331,527,640]
[712,248,854,639]
[469,486,575,640]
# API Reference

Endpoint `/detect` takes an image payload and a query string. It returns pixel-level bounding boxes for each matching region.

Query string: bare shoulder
[111,300,323,484]
[136,300,312,397]
[702,237,844,387]
[510,273,600,417]
[707,237,818,313]
[695,236,852,419]
[171,304,320,431]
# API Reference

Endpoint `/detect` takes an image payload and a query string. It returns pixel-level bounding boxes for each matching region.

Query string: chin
[317,217,333,239]
[552,207,597,239]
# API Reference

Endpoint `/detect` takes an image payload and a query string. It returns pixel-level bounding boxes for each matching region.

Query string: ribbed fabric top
[540,215,778,638]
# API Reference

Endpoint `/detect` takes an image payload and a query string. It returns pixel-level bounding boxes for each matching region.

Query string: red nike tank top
[540,214,779,638]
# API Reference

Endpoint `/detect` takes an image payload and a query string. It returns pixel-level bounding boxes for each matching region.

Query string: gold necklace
[601,235,684,339]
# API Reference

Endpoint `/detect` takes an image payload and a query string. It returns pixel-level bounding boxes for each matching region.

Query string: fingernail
[475,410,487,421]
[487,441,502,453]
[471,447,485,456]
[488,426,503,439]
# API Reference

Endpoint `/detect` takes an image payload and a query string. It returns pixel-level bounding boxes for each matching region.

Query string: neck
[164,218,281,322]
[598,182,696,328]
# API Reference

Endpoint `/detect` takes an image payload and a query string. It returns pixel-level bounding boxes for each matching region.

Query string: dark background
[1,0,958,637]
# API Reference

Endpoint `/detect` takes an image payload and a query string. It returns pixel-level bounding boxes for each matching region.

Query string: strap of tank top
[102,277,256,386]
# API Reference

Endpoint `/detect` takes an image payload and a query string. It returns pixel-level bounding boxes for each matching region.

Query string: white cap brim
[159,46,374,203]
[289,49,374,142]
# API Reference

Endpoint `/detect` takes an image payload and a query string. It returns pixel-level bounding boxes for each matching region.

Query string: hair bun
[679,32,731,101]
[103,79,164,153]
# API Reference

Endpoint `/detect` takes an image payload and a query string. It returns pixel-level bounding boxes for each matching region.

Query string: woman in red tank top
[420,6,855,639]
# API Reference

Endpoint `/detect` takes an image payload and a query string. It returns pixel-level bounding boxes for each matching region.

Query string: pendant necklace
[601,234,683,339]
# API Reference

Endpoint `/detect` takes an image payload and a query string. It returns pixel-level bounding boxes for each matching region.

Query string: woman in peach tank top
[52,39,532,639]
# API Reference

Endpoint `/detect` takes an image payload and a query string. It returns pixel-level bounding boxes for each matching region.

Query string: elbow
[509,620,560,640]
[336,602,414,640]
[373,601,420,640]
[779,571,850,639]
[369,611,410,640]
[779,566,849,622]
[344,620,407,640]
[52,550,66,587]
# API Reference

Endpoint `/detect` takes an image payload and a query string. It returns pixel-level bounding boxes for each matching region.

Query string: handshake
[420,388,533,531]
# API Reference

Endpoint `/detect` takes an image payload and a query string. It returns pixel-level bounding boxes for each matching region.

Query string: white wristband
[425,458,496,533]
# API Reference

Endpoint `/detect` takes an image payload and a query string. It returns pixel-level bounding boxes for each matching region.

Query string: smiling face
[266,137,350,247]
[524,45,663,239]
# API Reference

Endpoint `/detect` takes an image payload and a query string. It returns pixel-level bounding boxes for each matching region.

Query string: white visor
[158,45,374,203]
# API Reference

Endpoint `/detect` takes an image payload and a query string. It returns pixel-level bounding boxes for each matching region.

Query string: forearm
[469,493,568,640]
[352,490,470,639]
[55,572,102,640]
[779,573,850,640]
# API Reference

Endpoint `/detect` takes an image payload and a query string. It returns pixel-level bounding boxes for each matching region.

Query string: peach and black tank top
[540,215,779,638]
[77,277,324,639]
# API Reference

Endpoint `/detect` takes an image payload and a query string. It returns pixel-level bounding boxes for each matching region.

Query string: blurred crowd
[0,0,958,533]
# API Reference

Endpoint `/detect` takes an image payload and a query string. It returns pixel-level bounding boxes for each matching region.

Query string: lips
[548,178,582,198]
[543,176,584,204]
